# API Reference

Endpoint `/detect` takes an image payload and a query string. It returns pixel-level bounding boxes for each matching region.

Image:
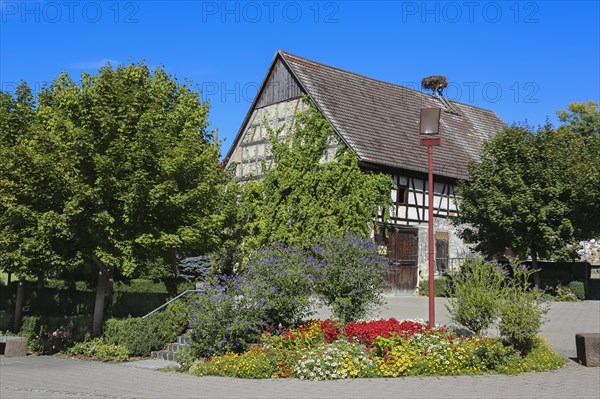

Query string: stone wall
[578,239,600,266]
[416,217,475,280]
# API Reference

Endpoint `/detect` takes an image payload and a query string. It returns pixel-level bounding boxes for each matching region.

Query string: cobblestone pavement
[2,298,599,399]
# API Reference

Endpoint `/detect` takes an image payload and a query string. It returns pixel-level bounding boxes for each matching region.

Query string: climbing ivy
[240,96,394,253]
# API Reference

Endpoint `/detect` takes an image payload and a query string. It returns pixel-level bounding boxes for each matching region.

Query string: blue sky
[1,1,599,155]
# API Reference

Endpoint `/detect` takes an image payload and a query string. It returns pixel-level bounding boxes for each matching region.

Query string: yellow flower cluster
[518,336,565,372]
[378,342,418,377]
[190,345,274,379]
[417,343,477,375]
[341,353,361,377]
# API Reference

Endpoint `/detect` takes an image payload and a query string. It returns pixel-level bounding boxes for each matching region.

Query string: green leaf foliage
[240,96,394,253]
[455,105,600,261]
[0,82,76,278]
[0,63,230,280]
[557,101,600,137]
[445,257,506,335]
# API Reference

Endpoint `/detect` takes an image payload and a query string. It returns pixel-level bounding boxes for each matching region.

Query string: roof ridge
[278,49,502,115]
[279,49,428,97]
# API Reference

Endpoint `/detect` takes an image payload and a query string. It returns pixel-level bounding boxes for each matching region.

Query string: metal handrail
[141,289,204,319]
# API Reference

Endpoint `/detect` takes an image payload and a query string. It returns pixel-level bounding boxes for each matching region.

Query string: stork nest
[421,75,448,95]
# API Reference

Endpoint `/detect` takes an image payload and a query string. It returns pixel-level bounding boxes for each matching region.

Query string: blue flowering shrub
[189,245,319,358]
[314,232,389,323]
[189,275,268,358]
[189,234,390,357]
[244,244,317,329]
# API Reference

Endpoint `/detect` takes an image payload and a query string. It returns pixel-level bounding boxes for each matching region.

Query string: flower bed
[188,318,565,379]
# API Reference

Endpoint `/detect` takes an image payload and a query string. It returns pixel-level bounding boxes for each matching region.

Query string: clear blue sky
[1,1,599,155]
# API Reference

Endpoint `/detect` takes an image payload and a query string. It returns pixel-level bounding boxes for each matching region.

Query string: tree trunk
[165,260,179,296]
[36,273,44,290]
[13,279,25,332]
[106,267,114,298]
[92,257,110,336]
[532,252,541,288]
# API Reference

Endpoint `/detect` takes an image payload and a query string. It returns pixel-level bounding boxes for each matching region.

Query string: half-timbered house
[224,50,506,293]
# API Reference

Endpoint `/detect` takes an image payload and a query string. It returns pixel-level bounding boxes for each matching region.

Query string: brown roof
[228,50,507,180]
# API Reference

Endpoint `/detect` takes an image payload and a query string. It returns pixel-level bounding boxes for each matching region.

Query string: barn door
[376,227,419,292]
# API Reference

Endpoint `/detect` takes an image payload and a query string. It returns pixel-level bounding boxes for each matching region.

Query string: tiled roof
[278,50,506,180]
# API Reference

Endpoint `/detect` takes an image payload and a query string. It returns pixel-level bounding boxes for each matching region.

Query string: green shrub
[567,281,585,300]
[68,337,129,362]
[314,233,389,323]
[103,299,190,356]
[469,338,521,374]
[499,263,550,353]
[552,284,579,301]
[446,257,506,335]
[174,347,195,371]
[419,278,450,297]
[108,280,194,318]
[20,315,91,354]
[45,280,92,291]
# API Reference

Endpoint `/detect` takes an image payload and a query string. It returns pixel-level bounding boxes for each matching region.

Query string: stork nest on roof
[421,75,448,96]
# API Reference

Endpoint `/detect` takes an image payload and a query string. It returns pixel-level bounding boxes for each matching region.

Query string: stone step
[166,342,189,353]
[151,350,177,362]
[150,334,191,362]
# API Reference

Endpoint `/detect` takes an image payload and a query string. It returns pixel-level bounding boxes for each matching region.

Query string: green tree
[555,102,600,240]
[0,82,75,330]
[0,64,228,335]
[240,96,394,253]
[456,104,600,284]
[557,101,600,137]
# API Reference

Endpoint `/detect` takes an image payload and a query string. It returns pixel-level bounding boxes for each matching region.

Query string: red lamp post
[418,107,442,328]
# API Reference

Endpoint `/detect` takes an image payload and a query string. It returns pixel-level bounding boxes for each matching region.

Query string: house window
[397,185,408,204]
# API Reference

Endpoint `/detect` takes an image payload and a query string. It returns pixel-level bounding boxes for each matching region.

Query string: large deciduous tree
[455,102,600,284]
[239,96,394,254]
[0,64,228,335]
[0,82,77,330]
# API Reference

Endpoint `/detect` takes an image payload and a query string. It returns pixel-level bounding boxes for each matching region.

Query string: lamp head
[419,107,442,146]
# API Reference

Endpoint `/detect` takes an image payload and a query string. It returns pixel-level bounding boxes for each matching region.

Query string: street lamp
[418,107,442,328]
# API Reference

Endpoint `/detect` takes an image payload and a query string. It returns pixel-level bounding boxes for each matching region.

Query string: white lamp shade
[420,108,441,135]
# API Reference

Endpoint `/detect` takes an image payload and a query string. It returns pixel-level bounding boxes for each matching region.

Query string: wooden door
[376,227,419,292]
